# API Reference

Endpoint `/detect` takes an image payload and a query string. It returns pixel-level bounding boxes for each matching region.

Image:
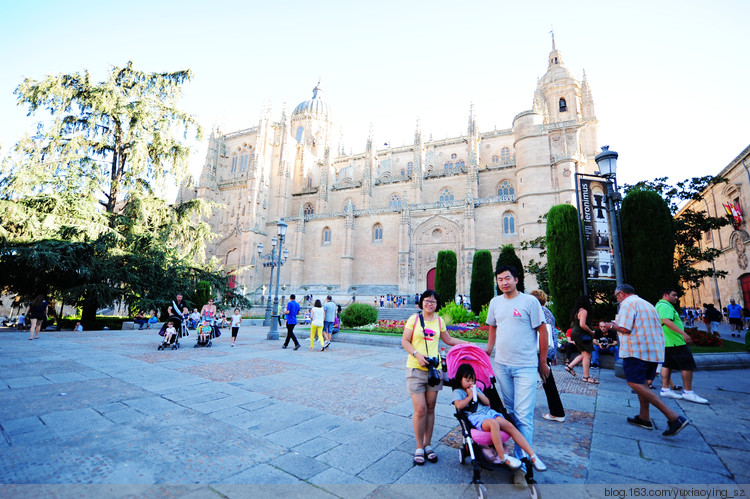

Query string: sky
[1,0,749,193]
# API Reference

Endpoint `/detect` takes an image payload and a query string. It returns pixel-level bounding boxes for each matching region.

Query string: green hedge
[340,303,379,328]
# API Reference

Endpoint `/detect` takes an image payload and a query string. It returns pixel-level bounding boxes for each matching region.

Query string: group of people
[281,294,339,351]
[402,265,709,486]
[376,295,411,308]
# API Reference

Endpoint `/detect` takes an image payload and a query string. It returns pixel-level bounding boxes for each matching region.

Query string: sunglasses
[423,328,436,338]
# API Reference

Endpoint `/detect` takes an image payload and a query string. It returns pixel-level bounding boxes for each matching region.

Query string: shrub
[546,204,584,326]
[340,303,379,328]
[496,244,525,293]
[470,250,495,315]
[478,303,489,325]
[438,301,477,325]
[435,250,457,310]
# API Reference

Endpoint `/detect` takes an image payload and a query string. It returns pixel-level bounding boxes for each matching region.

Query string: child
[164,321,177,345]
[74,322,83,332]
[453,363,547,472]
[198,319,212,343]
[230,308,241,347]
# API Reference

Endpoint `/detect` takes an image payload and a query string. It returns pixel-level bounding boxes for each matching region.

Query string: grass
[691,339,748,353]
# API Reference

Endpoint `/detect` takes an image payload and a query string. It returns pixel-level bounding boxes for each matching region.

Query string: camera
[599,337,610,348]
[424,356,442,386]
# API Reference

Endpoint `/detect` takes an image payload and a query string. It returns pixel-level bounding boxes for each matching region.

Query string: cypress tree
[620,188,675,304]
[546,204,584,325]
[495,244,525,293]
[434,250,457,310]
[470,250,494,315]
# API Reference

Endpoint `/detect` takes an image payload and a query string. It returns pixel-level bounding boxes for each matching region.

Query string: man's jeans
[493,363,538,468]
[323,321,334,335]
[592,344,619,365]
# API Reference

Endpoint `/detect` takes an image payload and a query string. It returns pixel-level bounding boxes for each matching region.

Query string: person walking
[530,290,566,423]
[282,294,301,350]
[322,295,336,349]
[655,289,709,404]
[310,299,326,350]
[27,295,48,340]
[565,296,598,384]
[727,299,743,337]
[485,265,549,486]
[599,284,689,437]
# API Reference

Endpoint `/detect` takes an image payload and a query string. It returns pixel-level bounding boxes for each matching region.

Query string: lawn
[691,339,748,353]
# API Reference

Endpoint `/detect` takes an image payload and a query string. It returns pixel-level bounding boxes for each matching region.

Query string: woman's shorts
[406,367,443,394]
[468,409,503,429]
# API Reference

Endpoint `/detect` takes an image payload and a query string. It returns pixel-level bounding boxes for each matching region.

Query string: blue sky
[1,0,748,190]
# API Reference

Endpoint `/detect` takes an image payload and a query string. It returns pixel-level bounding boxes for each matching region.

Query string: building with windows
[181,40,601,301]
[677,144,750,311]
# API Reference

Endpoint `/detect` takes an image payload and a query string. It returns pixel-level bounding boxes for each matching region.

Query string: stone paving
[0,326,748,498]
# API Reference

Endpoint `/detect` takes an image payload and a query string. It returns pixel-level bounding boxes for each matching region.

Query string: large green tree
[546,204,584,325]
[623,176,730,291]
[6,61,201,214]
[470,250,494,315]
[495,244,525,293]
[620,188,675,304]
[434,250,457,310]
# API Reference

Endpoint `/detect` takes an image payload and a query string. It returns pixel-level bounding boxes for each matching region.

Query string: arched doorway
[740,273,750,310]
[426,267,436,291]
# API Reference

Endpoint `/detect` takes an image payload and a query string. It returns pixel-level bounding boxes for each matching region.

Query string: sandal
[582,376,599,384]
[565,366,576,376]
[424,445,438,463]
[413,448,425,465]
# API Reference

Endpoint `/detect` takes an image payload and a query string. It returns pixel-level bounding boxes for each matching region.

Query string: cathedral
[180,40,601,303]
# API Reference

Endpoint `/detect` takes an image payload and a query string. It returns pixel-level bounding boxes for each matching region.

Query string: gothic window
[559,98,567,112]
[322,227,331,245]
[307,176,313,188]
[295,126,304,143]
[503,212,515,234]
[498,180,515,198]
[240,154,248,172]
[456,160,465,169]
[373,223,383,242]
[501,147,511,163]
[407,161,414,176]
[491,155,499,165]
[451,153,457,160]
[343,198,356,211]
[439,188,454,206]
[389,194,402,210]
[303,203,314,216]
[231,156,237,173]
[444,162,453,171]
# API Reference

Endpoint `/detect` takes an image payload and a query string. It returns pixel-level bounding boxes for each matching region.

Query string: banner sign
[577,175,616,281]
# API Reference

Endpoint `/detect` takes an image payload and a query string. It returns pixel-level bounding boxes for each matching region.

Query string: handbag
[419,314,442,387]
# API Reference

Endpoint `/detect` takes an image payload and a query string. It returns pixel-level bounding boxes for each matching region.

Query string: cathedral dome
[292,83,331,118]
[539,48,574,85]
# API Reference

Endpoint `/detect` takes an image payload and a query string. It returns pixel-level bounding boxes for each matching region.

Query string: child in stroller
[454,363,547,472]
[158,321,180,350]
[194,316,221,348]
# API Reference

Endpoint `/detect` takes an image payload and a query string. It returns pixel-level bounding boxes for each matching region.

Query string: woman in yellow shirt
[401,290,469,465]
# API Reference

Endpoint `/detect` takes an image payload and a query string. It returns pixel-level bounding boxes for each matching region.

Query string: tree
[495,244,525,293]
[470,250,494,315]
[6,61,201,215]
[623,176,730,291]
[620,188,675,304]
[546,204,584,325]
[434,250,457,310]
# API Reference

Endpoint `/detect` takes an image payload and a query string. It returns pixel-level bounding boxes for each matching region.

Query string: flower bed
[352,319,489,341]
[685,327,723,347]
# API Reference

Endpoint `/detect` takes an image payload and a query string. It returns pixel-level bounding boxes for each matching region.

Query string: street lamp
[595,146,624,288]
[257,220,289,340]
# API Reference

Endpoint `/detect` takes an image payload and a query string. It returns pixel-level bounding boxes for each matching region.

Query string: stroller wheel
[207,342,211,347]
[194,344,198,348]
[527,483,541,499]
[458,447,466,465]
[474,482,487,499]
[157,345,163,350]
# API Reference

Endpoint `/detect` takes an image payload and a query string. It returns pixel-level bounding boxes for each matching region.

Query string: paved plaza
[1,324,748,498]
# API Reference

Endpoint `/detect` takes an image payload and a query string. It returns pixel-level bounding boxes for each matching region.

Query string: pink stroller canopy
[446,344,495,390]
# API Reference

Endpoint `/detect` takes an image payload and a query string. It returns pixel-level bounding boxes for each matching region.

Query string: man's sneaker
[324,340,331,349]
[681,392,709,404]
[627,415,653,430]
[660,389,683,400]
[662,416,689,437]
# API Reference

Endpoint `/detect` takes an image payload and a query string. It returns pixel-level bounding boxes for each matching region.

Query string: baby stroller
[194,317,221,348]
[446,344,540,499]
[157,315,188,350]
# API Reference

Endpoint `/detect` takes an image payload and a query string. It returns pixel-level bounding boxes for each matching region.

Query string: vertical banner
[578,175,616,281]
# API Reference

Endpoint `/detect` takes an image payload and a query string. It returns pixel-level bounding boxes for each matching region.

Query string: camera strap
[419,313,428,355]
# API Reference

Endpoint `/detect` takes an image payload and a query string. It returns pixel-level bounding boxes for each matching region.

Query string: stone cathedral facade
[181,41,601,302]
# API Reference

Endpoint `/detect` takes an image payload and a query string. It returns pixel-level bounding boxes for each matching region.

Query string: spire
[550,28,556,51]
[468,102,477,138]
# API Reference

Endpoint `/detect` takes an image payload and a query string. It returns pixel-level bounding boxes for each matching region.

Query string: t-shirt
[231,314,241,327]
[727,303,742,319]
[323,301,337,322]
[486,292,545,367]
[285,300,300,324]
[311,307,324,327]
[405,313,446,370]
[615,295,665,362]
[655,299,685,348]
[453,388,494,421]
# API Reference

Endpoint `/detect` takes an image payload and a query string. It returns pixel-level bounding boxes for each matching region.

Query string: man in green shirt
[654,289,709,404]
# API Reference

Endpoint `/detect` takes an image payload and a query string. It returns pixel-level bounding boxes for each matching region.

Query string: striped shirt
[615,294,665,362]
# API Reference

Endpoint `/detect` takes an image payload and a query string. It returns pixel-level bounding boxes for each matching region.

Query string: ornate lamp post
[595,146,624,288]
[257,220,289,340]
